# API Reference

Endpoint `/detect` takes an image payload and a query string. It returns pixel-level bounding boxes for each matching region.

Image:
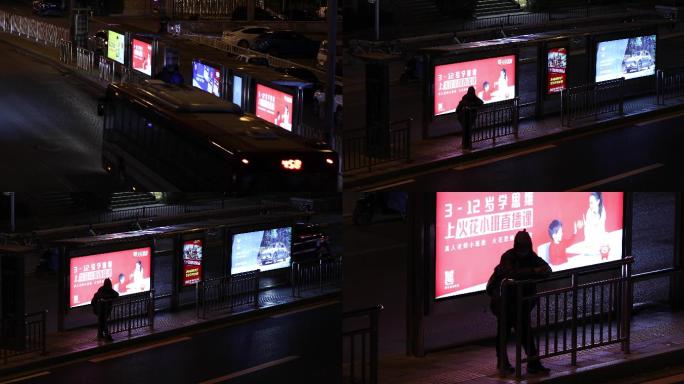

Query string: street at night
[0,39,114,190]
[353,108,684,192]
[1,300,340,384]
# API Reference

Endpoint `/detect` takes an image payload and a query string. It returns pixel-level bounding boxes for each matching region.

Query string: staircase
[108,192,158,210]
[394,0,444,24]
[475,0,522,17]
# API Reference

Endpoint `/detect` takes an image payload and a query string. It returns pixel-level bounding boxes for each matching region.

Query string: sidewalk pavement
[344,92,684,189]
[378,307,684,384]
[0,283,340,379]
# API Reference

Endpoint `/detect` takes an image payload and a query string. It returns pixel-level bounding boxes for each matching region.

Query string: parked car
[258,242,289,265]
[292,222,331,262]
[235,54,270,67]
[231,6,284,21]
[313,82,343,127]
[622,51,655,73]
[32,0,64,16]
[222,25,272,48]
[88,30,108,57]
[252,31,320,58]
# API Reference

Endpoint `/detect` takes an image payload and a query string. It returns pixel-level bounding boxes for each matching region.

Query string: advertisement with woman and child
[434,55,516,116]
[69,247,152,308]
[435,192,624,299]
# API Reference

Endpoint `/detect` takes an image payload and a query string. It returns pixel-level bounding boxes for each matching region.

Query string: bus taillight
[281,159,302,170]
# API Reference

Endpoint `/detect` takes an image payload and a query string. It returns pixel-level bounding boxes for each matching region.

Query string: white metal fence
[76,47,95,71]
[0,11,68,47]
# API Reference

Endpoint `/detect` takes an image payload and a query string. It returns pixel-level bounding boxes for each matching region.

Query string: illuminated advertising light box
[232,75,243,107]
[596,35,656,82]
[69,247,152,308]
[231,227,292,275]
[192,60,222,98]
[256,84,293,131]
[107,30,125,65]
[182,239,203,286]
[435,192,624,300]
[547,47,567,94]
[131,38,153,76]
[434,55,516,116]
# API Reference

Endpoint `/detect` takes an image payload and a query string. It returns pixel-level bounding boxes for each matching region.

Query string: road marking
[566,163,664,191]
[452,145,556,171]
[0,371,50,384]
[270,300,340,319]
[88,336,192,363]
[198,356,300,383]
[642,373,684,384]
[363,179,415,192]
[636,110,684,126]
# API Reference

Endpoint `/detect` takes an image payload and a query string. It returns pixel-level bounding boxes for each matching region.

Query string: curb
[535,345,684,384]
[345,102,684,189]
[0,291,340,379]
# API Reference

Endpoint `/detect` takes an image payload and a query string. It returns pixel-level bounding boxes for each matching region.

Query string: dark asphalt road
[4,301,340,384]
[361,110,684,191]
[0,39,118,190]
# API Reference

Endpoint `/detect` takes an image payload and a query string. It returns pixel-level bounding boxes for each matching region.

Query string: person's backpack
[486,265,504,297]
[91,291,100,316]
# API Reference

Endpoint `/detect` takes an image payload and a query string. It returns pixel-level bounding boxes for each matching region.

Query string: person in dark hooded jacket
[489,229,552,374]
[456,86,484,122]
[92,278,120,342]
[456,86,484,149]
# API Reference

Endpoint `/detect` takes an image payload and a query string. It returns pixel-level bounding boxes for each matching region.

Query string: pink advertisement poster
[435,192,624,299]
[434,55,516,116]
[256,84,293,131]
[131,38,153,76]
[70,247,152,308]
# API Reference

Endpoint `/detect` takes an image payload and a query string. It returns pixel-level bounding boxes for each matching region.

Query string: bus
[98,80,338,192]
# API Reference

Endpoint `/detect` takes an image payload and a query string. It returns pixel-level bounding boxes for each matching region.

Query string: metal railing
[499,257,634,379]
[1,12,69,47]
[76,47,95,72]
[656,68,684,105]
[561,78,624,126]
[291,255,343,297]
[343,305,383,384]
[196,270,260,319]
[462,98,519,150]
[343,118,412,172]
[59,39,73,65]
[172,0,250,18]
[0,311,47,365]
[99,56,114,82]
[104,290,155,336]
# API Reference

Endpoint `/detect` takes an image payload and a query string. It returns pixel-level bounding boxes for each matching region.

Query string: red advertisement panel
[69,247,152,308]
[547,47,568,94]
[182,239,203,286]
[256,84,293,131]
[434,55,516,116]
[131,38,153,76]
[435,192,624,299]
